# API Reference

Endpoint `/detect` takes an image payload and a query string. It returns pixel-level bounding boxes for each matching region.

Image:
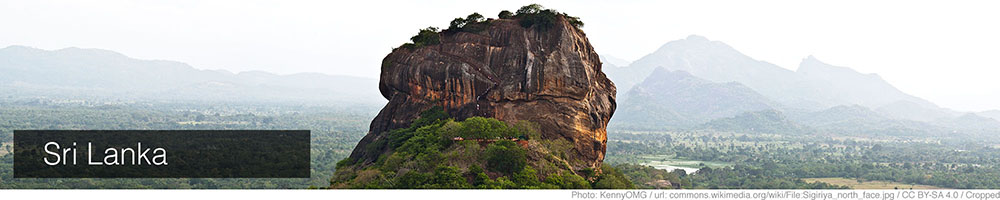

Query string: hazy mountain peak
[798,55,830,68]
[800,55,823,68]
[612,67,779,129]
[608,36,948,116]
[799,56,888,80]
[0,45,51,56]
[3,45,146,65]
[978,110,1000,120]
[599,54,631,67]
[650,35,735,54]
[647,67,696,81]
[2,45,41,51]
[604,35,748,97]
[798,55,874,77]
[791,55,947,110]
[685,34,710,42]
[52,46,131,59]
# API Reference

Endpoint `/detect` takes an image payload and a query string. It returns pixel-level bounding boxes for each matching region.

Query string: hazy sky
[1,0,999,112]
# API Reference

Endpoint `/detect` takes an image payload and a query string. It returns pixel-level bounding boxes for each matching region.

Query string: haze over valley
[4,33,999,139]
[4,34,1000,189]
[605,35,1000,140]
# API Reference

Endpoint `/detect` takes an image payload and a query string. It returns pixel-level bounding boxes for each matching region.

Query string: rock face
[347,17,616,171]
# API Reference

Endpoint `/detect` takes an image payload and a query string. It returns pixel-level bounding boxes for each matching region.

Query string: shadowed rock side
[348,17,616,171]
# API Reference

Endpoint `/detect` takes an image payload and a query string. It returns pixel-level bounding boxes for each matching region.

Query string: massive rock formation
[347,16,616,171]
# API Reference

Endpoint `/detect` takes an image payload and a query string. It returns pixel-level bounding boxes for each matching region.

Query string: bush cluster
[398,27,441,50]
[446,12,489,33]
[485,140,527,175]
[331,106,629,189]
[396,4,585,50]
[509,4,584,30]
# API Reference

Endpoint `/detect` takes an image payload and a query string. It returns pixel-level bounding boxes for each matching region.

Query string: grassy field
[803,177,943,189]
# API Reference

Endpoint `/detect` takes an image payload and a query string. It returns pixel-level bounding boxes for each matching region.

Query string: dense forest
[606,130,1000,189]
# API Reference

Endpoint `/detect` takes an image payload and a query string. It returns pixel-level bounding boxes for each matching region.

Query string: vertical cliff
[347,11,615,172]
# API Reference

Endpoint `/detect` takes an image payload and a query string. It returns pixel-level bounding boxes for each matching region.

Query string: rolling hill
[0,45,384,105]
[611,67,778,129]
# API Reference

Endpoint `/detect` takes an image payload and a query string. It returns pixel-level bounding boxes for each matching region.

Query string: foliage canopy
[331,106,630,189]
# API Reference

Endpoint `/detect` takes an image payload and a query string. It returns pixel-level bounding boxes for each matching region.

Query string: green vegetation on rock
[399,27,441,50]
[447,12,489,33]
[514,4,583,30]
[396,4,584,50]
[330,106,630,189]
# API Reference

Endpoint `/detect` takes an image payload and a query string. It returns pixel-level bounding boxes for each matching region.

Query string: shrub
[447,12,489,33]
[483,176,518,189]
[335,157,355,170]
[517,8,558,30]
[485,140,527,175]
[511,120,540,140]
[399,27,441,50]
[412,105,449,127]
[474,172,492,187]
[411,27,440,45]
[429,166,471,188]
[467,165,488,186]
[449,18,468,31]
[349,169,390,189]
[498,10,513,19]
[395,171,431,188]
[516,4,544,15]
[513,4,584,30]
[562,172,592,189]
[397,4,583,51]
[593,165,636,189]
[566,15,584,28]
[545,171,592,189]
[513,166,541,187]
[460,116,512,138]
[466,12,484,23]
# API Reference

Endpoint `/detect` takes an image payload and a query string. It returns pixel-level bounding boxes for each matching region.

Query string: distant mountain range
[606,35,803,107]
[612,67,778,129]
[980,110,1000,121]
[788,105,942,136]
[936,113,1000,133]
[607,35,944,113]
[604,35,1000,136]
[700,109,808,134]
[3,41,996,137]
[0,45,384,105]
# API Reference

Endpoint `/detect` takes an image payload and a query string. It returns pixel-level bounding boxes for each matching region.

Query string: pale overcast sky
[1,0,999,112]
